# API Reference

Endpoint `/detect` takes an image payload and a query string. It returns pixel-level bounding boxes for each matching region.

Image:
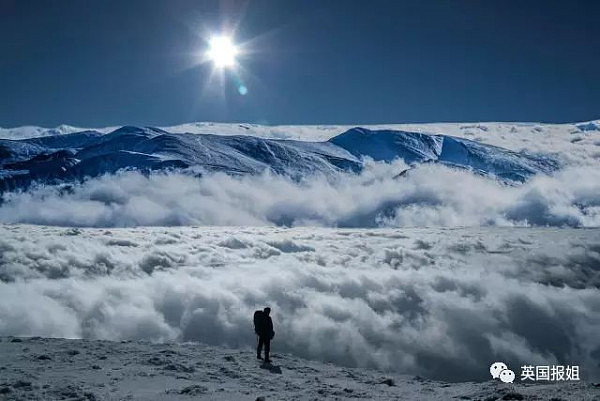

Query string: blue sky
[1,0,599,127]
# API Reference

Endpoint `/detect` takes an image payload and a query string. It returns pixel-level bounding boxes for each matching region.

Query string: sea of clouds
[1,121,599,385]
[0,225,599,381]
[0,161,599,228]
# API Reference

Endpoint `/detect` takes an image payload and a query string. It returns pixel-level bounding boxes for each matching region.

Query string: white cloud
[0,162,599,228]
[0,225,599,381]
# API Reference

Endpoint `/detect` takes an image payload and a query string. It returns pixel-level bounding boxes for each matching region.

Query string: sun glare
[207,35,238,68]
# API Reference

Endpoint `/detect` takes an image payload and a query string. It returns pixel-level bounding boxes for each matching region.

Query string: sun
[206,35,238,68]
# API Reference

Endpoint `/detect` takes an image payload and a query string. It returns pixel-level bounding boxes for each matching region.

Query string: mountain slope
[0,336,596,401]
[0,125,559,191]
[329,127,558,181]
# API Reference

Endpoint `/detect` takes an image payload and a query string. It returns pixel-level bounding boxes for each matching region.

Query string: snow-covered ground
[1,336,598,400]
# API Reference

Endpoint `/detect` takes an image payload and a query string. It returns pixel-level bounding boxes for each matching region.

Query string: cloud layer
[1,225,599,381]
[0,162,599,228]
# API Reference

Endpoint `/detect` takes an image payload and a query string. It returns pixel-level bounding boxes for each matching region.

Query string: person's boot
[257,354,263,360]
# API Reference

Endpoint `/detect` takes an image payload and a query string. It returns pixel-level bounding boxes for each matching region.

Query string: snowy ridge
[1,119,598,158]
[330,128,558,182]
[0,124,115,140]
[0,125,560,191]
[1,336,597,400]
[2,120,599,142]
[2,119,598,167]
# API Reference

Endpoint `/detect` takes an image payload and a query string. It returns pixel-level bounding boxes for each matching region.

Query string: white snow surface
[1,336,598,401]
[0,124,116,139]
[1,224,599,385]
[164,120,600,168]
[2,119,600,166]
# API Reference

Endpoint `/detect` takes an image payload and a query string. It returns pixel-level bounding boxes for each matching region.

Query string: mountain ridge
[0,125,560,192]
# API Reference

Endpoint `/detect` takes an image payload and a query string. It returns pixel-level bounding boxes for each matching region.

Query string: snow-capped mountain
[2,120,599,143]
[0,124,115,140]
[0,125,560,191]
[330,128,558,182]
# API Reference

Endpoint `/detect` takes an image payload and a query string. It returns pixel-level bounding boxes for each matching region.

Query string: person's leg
[257,336,264,359]
[264,339,271,362]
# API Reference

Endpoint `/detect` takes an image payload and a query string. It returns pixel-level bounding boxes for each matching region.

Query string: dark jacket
[255,312,274,339]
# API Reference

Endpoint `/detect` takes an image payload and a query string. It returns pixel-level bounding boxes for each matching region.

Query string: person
[254,307,274,363]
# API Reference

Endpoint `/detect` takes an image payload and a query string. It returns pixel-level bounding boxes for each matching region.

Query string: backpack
[253,310,264,334]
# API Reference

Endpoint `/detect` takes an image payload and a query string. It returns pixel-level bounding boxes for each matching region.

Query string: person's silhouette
[254,307,274,363]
